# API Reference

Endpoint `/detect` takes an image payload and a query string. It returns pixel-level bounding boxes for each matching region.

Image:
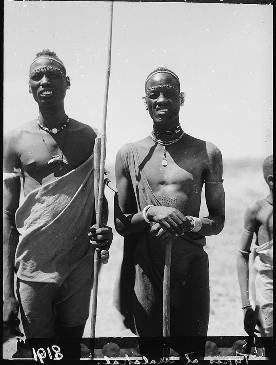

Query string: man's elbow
[214,215,225,235]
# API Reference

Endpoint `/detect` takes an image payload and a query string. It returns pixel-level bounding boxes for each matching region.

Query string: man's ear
[28,83,32,94]
[142,96,148,110]
[66,76,71,89]
[267,174,273,188]
[180,91,185,106]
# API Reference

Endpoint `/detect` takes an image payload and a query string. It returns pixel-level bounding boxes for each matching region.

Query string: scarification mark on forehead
[29,65,65,78]
[146,83,179,95]
[30,56,66,76]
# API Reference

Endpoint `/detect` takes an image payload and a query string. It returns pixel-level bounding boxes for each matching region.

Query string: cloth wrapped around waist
[15,154,95,284]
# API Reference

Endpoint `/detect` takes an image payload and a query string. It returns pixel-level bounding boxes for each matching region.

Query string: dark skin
[237,173,273,336]
[115,72,225,240]
[3,57,112,341]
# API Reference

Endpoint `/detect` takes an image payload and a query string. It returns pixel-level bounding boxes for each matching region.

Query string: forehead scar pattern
[146,84,179,95]
[30,65,65,78]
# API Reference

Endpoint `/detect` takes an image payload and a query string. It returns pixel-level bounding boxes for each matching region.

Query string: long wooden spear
[91,0,114,342]
[163,239,172,358]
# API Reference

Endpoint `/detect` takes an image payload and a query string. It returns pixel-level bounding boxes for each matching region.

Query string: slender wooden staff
[91,0,114,342]
[163,239,172,357]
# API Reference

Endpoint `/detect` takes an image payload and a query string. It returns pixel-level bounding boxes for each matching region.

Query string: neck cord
[150,124,185,167]
[38,124,68,169]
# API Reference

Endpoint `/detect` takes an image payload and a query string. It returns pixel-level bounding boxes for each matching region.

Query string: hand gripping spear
[90,0,114,346]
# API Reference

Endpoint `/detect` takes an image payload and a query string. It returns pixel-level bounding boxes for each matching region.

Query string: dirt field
[3,158,268,358]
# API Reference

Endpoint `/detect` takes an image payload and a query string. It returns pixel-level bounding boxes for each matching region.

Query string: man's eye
[164,90,176,98]
[45,71,60,79]
[31,73,42,81]
[148,92,158,99]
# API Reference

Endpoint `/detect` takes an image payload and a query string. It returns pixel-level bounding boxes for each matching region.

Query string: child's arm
[236,204,258,335]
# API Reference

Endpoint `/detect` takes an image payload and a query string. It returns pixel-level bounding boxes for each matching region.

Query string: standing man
[115,67,225,359]
[3,50,112,358]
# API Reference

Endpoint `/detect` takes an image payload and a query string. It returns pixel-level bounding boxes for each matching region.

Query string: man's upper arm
[115,147,136,214]
[204,143,225,218]
[3,132,21,215]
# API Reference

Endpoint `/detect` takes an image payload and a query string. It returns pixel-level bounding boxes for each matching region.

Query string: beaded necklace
[37,116,70,135]
[37,120,69,169]
[150,124,185,167]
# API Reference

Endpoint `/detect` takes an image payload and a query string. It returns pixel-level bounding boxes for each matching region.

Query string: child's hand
[243,306,259,336]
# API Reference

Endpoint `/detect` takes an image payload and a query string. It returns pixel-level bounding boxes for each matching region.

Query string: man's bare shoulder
[205,140,222,159]
[4,120,37,144]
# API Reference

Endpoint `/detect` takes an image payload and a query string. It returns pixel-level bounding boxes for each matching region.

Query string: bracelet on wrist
[187,216,202,232]
[142,205,154,223]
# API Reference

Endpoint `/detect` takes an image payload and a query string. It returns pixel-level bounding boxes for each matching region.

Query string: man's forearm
[198,215,225,236]
[3,214,19,299]
[115,211,148,236]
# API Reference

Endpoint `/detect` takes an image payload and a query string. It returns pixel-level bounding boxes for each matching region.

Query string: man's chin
[153,117,172,126]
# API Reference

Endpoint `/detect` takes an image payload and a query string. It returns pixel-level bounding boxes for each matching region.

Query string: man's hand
[243,306,259,336]
[146,206,193,235]
[88,225,113,264]
[150,222,176,241]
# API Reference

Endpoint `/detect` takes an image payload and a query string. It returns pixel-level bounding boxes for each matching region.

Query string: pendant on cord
[162,148,168,167]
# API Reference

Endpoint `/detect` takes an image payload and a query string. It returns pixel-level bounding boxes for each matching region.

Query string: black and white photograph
[3,0,273,362]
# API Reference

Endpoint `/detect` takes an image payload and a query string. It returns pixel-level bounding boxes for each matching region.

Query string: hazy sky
[4,1,273,163]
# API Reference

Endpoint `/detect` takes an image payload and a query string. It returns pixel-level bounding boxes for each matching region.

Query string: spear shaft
[91,0,114,343]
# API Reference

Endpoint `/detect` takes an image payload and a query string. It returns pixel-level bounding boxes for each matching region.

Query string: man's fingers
[90,240,110,248]
[150,223,162,234]
[163,216,183,234]
[100,250,109,264]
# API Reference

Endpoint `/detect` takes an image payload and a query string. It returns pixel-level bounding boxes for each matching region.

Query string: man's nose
[157,92,167,103]
[40,74,50,84]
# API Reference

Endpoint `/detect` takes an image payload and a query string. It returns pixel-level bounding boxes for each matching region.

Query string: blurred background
[3,0,272,351]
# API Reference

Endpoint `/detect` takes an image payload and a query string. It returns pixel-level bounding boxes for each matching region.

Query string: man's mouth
[39,89,53,97]
[156,108,169,114]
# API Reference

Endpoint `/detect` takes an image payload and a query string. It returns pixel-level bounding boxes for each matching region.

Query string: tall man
[3,50,112,358]
[115,67,225,358]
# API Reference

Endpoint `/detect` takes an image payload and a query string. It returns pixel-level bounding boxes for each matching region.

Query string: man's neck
[152,116,180,132]
[38,106,67,128]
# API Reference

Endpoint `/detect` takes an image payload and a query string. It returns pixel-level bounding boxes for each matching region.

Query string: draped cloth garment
[15,154,95,285]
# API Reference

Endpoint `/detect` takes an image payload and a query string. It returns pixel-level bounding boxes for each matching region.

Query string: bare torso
[5,119,96,196]
[125,133,220,216]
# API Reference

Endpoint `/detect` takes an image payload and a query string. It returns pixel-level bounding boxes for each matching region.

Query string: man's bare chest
[18,130,93,182]
[138,144,204,192]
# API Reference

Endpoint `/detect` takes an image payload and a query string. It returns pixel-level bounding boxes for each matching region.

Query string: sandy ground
[3,159,269,359]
